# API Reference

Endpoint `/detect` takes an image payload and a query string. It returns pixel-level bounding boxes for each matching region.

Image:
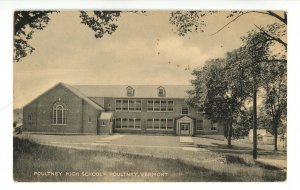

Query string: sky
[13,11,284,108]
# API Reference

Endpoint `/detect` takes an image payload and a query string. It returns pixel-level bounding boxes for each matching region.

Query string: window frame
[196,119,203,131]
[181,107,189,115]
[52,102,67,125]
[147,99,174,112]
[116,99,142,112]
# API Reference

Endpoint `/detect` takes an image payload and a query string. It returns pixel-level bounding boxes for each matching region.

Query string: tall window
[182,107,189,115]
[154,119,160,129]
[147,100,154,111]
[129,118,135,128]
[147,119,153,128]
[115,118,141,129]
[161,101,167,111]
[167,101,174,111]
[196,120,203,130]
[116,99,142,111]
[52,102,67,125]
[129,100,135,111]
[167,119,173,129]
[147,118,173,130]
[135,119,141,129]
[135,100,142,111]
[116,100,122,110]
[122,100,129,110]
[147,100,174,112]
[154,100,160,111]
[116,118,121,128]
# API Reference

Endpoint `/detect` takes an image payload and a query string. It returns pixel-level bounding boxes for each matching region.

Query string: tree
[14,11,122,62]
[260,60,287,150]
[187,52,251,147]
[169,11,287,47]
[14,11,57,62]
[173,11,287,158]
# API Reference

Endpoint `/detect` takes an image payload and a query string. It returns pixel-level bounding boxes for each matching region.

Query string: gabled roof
[99,112,113,120]
[23,83,104,110]
[61,83,104,110]
[71,85,192,99]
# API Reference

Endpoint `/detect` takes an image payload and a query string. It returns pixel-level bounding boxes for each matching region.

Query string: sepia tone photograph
[13,10,287,182]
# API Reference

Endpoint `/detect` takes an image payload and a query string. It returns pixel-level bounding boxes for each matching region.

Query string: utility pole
[253,77,257,159]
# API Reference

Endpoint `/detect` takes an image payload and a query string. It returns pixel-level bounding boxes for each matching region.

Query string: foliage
[14,11,123,62]
[169,11,287,46]
[79,11,121,38]
[14,11,57,62]
[188,51,253,146]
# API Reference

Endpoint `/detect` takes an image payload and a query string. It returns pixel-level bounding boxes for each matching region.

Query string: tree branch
[210,12,249,36]
[266,11,287,24]
[254,24,287,50]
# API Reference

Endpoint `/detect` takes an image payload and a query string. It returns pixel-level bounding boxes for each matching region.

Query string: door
[180,123,190,135]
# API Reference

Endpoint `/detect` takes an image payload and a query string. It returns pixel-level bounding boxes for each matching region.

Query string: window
[116,100,122,110]
[135,119,141,129]
[28,114,32,121]
[147,118,173,130]
[116,118,121,128]
[182,107,189,115]
[160,119,166,129]
[154,119,160,129]
[167,119,173,129]
[157,86,165,96]
[88,116,92,123]
[116,99,141,111]
[147,100,153,111]
[147,100,174,112]
[101,121,105,126]
[135,100,141,111]
[154,100,160,111]
[122,100,129,110]
[129,100,135,111]
[167,101,174,111]
[52,102,67,125]
[126,86,135,97]
[147,119,153,128]
[196,120,203,130]
[161,101,166,111]
[122,118,128,128]
[115,118,141,129]
[129,118,135,128]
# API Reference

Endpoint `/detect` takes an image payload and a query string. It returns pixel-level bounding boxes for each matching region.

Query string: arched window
[52,102,67,125]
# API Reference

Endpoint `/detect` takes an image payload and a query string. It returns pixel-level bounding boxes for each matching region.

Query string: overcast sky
[13,11,283,108]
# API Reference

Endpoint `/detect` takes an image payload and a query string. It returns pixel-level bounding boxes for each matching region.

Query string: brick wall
[23,84,100,134]
[102,97,224,135]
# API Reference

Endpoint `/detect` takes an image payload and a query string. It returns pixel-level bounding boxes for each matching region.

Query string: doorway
[180,123,190,136]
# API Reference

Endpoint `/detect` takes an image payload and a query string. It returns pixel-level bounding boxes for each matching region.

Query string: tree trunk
[273,122,278,151]
[253,78,258,159]
[227,122,233,148]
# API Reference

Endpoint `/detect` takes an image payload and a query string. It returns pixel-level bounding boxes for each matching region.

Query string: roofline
[23,82,104,110]
[88,96,188,99]
[23,82,64,109]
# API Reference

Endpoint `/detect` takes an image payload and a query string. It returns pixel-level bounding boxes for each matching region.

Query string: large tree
[171,10,287,158]
[260,60,287,150]
[188,49,252,147]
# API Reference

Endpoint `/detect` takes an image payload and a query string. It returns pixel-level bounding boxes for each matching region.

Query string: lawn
[13,137,286,182]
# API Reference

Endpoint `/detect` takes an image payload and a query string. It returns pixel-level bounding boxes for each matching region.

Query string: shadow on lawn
[13,137,286,182]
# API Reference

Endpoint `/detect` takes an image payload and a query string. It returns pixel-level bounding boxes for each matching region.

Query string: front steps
[179,137,195,147]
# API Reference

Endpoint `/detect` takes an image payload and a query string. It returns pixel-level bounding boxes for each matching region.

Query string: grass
[13,137,286,182]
